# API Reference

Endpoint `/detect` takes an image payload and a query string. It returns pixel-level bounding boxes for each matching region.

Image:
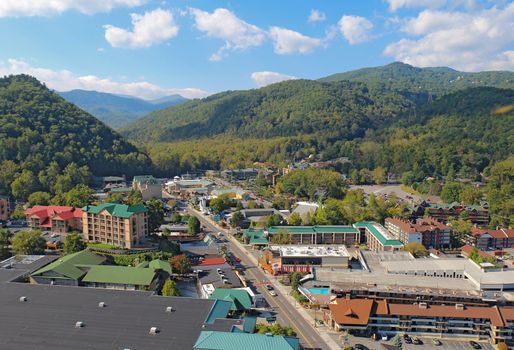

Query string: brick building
[25,205,83,233]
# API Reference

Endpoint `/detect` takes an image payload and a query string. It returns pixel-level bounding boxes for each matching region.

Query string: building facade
[353,222,403,252]
[266,226,361,246]
[411,201,489,226]
[132,175,162,201]
[468,227,514,250]
[82,203,148,249]
[0,195,10,221]
[25,205,83,233]
[385,217,452,249]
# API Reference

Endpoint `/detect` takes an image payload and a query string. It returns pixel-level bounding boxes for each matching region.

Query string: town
[1,167,513,350]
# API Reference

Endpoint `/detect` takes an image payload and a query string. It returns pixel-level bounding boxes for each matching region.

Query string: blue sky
[0,0,512,99]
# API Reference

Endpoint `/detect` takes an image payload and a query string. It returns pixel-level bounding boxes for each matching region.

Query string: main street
[186,206,333,350]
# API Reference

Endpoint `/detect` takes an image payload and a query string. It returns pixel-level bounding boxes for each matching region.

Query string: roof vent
[75,321,84,328]
[98,302,106,308]
[165,306,173,313]
[455,303,465,310]
[149,326,159,334]
[418,302,428,309]
[19,296,28,302]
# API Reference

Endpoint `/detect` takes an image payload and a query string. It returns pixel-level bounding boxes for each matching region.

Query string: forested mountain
[123,79,425,142]
[0,75,151,196]
[59,89,187,128]
[319,62,514,96]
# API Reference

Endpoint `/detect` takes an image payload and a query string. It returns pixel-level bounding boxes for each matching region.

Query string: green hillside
[319,62,514,96]
[123,79,423,142]
[0,75,151,184]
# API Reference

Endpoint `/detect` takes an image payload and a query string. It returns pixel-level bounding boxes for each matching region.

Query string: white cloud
[0,59,209,99]
[269,27,323,54]
[190,8,266,61]
[384,4,514,71]
[308,9,326,23]
[385,0,447,12]
[0,0,147,17]
[104,8,178,49]
[251,71,298,87]
[338,15,374,45]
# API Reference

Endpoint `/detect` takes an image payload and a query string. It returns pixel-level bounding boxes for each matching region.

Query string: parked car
[265,284,274,291]
[354,344,369,350]
[413,337,423,345]
[403,334,412,344]
[469,341,482,349]
[432,338,442,346]
[268,290,277,297]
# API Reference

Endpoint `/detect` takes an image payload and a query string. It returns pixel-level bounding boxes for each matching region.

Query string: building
[194,331,300,350]
[0,195,10,221]
[325,298,514,346]
[265,226,361,245]
[25,205,83,233]
[82,203,148,249]
[209,288,253,312]
[264,245,350,274]
[353,222,403,252]
[411,201,489,226]
[211,187,248,200]
[238,208,287,227]
[132,175,162,200]
[221,168,258,181]
[384,217,452,249]
[468,227,514,250]
[166,179,214,197]
[81,265,159,291]
[198,267,243,299]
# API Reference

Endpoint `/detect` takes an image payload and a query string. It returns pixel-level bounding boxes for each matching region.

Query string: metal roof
[194,331,300,350]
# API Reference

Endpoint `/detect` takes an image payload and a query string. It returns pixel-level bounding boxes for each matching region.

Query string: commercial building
[194,331,300,350]
[209,288,253,312]
[468,227,514,250]
[132,175,162,200]
[167,178,214,197]
[411,201,489,226]
[25,205,83,233]
[81,265,159,291]
[211,187,248,200]
[385,217,452,249]
[266,226,361,245]
[0,195,10,221]
[82,203,148,249]
[353,222,403,252]
[325,298,514,346]
[264,245,350,274]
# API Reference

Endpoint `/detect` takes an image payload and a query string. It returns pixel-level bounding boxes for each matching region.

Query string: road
[187,206,331,350]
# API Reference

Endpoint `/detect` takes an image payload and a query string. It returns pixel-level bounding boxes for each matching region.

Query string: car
[469,341,482,349]
[268,290,277,297]
[432,339,442,346]
[265,284,274,291]
[354,344,369,350]
[413,337,423,345]
[403,335,412,344]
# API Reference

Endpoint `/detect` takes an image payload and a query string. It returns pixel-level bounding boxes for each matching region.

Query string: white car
[268,290,277,297]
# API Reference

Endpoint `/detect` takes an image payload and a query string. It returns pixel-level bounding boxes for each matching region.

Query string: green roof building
[82,265,158,290]
[353,221,403,252]
[193,331,300,350]
[209,289,253,312]
[265,225,361,245]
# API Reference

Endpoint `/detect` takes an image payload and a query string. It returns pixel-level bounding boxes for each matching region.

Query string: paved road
[187,206,330,350]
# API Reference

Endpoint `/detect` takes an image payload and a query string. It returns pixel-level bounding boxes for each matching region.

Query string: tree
[231,211,244,228]
[270,231,291,244]
[256,323,296,336]
[170,254,192,275]
[290,272,304,292]
[11,230,46,255]
[287,212,302,225]
[105,192,125,203]
[247,200,258,209]
[11,204,26,220]
[441,182,464,203]
[27,192,51,206]
[11,170,39,200]
[0,160,19,195]
[63,233,86,255]
[161,279,180,296]
[146,199,165,233]
[210,194,232,213]
[497,342,508,350]
[170,212,182,223]
[0,228,13,259]
[373,166,386,184]
[126,189,144,205]
[459,185,482,205]
[62,184,95,207]
[266,213,284,227]
[187,216,201,235]
[402,241,428,258]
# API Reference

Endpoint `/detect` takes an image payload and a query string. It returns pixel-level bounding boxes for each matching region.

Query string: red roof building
[384,217,452,249]
[467,227,514,251]
[25,205,83,234]
[197,257,227,266]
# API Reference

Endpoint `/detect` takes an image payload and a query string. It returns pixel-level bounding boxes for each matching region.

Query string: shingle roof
[82,203,147,218]
[82,265,157,286]
[193,331,300,350]
[209,289,252,311]
[31,250,106,280]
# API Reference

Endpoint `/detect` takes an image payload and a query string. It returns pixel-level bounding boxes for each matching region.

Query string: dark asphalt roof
[0,256,239,350]
[199,268,243,289]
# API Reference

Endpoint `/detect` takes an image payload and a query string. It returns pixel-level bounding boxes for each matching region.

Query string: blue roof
[193,331,300,350]
[204,300,232,324]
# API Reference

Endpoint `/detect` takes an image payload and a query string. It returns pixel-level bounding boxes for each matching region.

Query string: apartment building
[353,222,403,252]
[0,195,10,221]
[266,226,361,245]
[468,227,514,250]
[411,201,489,226]
[132,175,162,200]
[325,298,514,346]
[82,203,148,249]
[385,217,452,249]
[25,205,83,233]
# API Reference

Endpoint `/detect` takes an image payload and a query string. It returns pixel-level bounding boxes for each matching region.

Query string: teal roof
[241,316,257,333]
[133,175,159,185]
[82,202,147,218]
[250,238,269,245]
[82,265,157,286]
[209,289,253,311]
[267,226,359,234]
[109,187,132,193]
[205,300,232,324]
[31,250,106,280]
[244,229,269,245]
[353,221,403,246]
[268,226,314,233]
[314,226,359,233]
[149,259,172,274]
[194,331,299,350]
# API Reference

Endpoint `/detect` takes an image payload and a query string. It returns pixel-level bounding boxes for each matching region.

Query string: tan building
[82,203,148,249]
[132,175,162,201]
[0,196,10,221]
